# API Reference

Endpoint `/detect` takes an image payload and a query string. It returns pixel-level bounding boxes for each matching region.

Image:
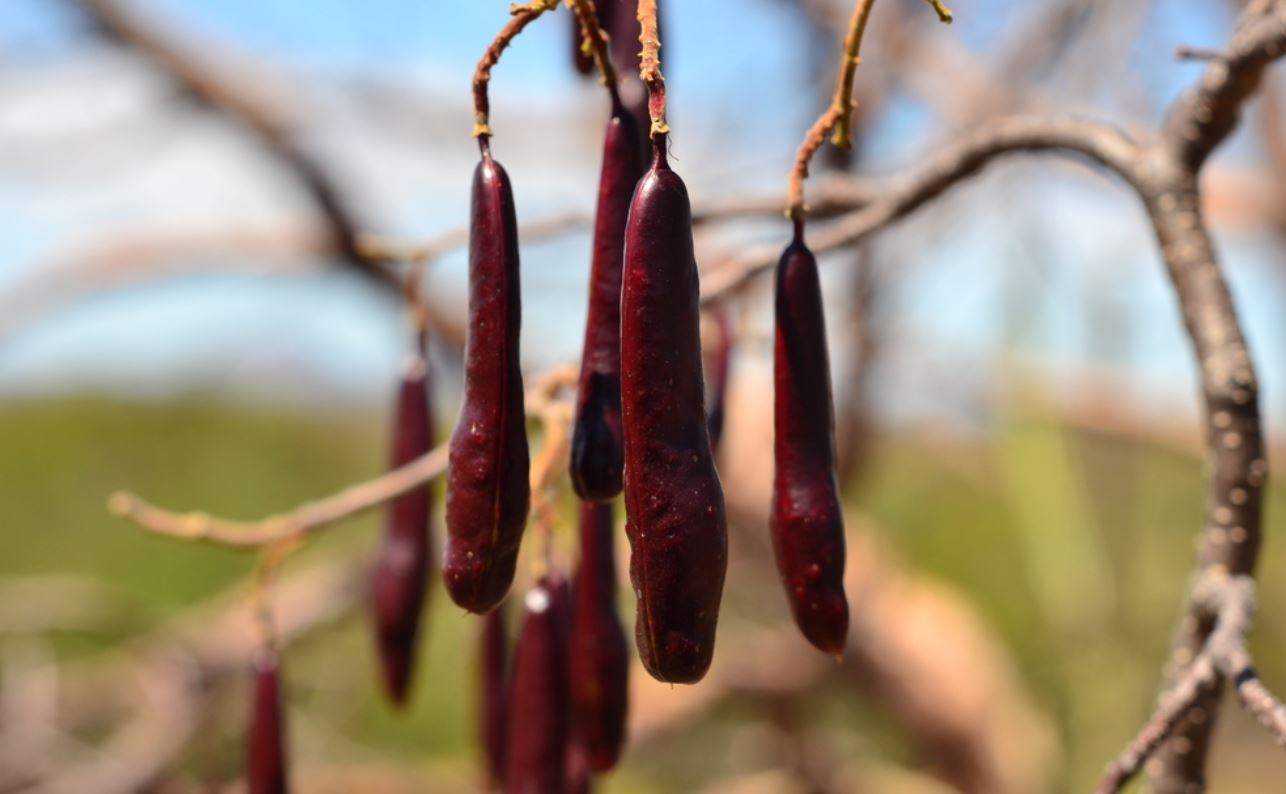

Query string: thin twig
[107,442,449,549]
[567,0,621,106]
[786,0,951,220]
[472,0,561,139]
[1096,575,1286,792]
[709,115,1144,304]
[108,365,577,550]
[636,0,669,137]
[72,0,398,291]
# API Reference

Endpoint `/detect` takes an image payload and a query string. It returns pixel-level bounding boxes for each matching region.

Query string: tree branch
[701,115,1143,303]
[71,0,399,291]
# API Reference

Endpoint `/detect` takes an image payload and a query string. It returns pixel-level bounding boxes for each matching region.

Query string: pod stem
[250,539,299,652]
[528,418,568,576]
[566,0,622,108]
[785,0,951,223]
[473,0,561,140]
[527,377,576,578]
[636,0,669,138]
[402,261,431,337]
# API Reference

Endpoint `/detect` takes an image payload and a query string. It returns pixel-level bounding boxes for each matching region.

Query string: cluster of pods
[243,1,851,791]
[475,501,629,793]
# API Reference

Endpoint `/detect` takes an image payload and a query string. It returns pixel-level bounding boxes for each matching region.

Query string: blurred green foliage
[0,396,1282,792]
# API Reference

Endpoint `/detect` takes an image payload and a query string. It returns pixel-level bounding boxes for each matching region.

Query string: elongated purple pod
[371,336,435,706]
[504,575,571,794]
[568,500,629,771]
[620,139,728,684]
[571,103,643,501]
[770,228,849,655]
[704,305,734,454]
[479,606,508,792]
[445,142,531,614]
[246,649,289,794]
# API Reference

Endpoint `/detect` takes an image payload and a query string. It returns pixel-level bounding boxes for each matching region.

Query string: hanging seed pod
[568,500,629,771]
[571,102,643,501]
[246,649,289,794]
[770,229,849,655]
[620,139,728,685]
[479,606,509,791]
[371,335,435,706]
[445,142,531,614]
[504,576,571,794]
[704,305,734,454]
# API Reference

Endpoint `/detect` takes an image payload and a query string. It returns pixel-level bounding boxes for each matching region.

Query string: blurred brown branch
[71,0,400,291]
[106,365,576,550]
[1096,575,1286,793]
[7,561,363,794]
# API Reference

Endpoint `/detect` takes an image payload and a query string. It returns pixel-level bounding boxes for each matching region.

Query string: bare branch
[107,441,449,549]
[71,0,399,290]
[702,115,1143,303]
[1165,6,1286,169]
[107,365,577,550]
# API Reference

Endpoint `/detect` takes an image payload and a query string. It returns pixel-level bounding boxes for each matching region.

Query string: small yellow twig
[473,0,561,139]
[107,366,579,551]
[786,0,952,221]
[636,0,669,138]
[566,0,621,106]
[107,443,450,549]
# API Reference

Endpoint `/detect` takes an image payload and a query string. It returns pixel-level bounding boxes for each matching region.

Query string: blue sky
[0,0,1282,434]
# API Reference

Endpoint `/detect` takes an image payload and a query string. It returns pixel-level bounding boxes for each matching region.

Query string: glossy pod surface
[372,347,434,706]
[445,146,530,614]
[504,577,571,794]
[571,107,643,501]
[770,236,849,655]
[620,143,728,684]
[479,607,508,791]
[246,649,289,794]
[568,500,629,771]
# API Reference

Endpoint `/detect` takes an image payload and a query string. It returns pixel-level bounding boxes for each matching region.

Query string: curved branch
[1165,6,1286,170]
[1142,4,1286,787]
[71,0,398,291]
[702,115,1143,303]
[108,442,449,549]
[107,366,577,550]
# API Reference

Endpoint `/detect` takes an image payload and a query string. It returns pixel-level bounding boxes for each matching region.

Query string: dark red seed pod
[704,305,734,454]
[246,649,289,794]
[770,228,849,656]
[620,139,728,684]
[479,606,508,792]
[568,500,629,771]
[445,142,531,614]
[504,576,571,794]
[371,338,435,707]
[571,103,643,501]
